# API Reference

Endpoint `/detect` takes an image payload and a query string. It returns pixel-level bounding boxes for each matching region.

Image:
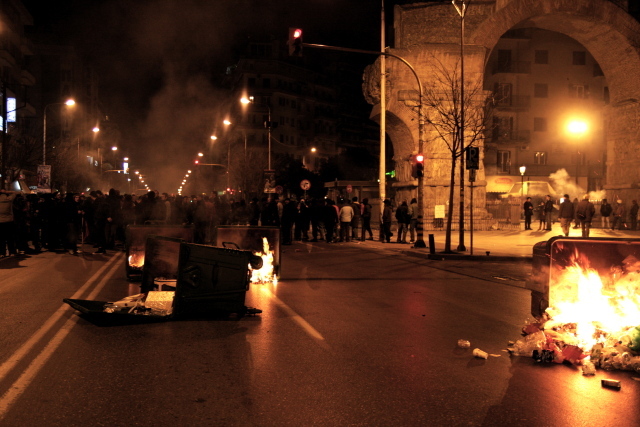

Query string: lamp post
[566,119,589,185]
[43,99,75,165]
[453,0,469,252]
[241,96,272,170]
[519,165,526,198]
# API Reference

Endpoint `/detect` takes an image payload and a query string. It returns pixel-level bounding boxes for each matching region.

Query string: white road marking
[260,286,329,349]
[0,252,124,420]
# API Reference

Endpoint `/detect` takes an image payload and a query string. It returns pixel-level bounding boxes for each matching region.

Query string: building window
[534,50,548,64]
[534,151,547,165]
[533,117,548,132]
[247,77,256,88]
[496,49,512,73]
[534,83,548,98]
[493,83,512,106]
[569,85,588,99]
[573,51,586,65]
[497,150,511,174]
[262,78,271,88]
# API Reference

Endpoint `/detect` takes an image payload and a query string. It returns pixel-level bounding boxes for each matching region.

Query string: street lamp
[566,119,589,185]
[519,165,526,198]
[241,95,272,169]
[43,99,75,165]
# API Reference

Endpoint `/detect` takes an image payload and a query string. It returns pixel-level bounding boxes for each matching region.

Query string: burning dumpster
[125,224,194,280]
[513,236,640,373]
[64,241,263,321]
[216,225,280,280]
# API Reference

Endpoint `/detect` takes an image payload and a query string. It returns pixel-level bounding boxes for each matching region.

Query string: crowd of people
[0,187,423,258]
[523,194,640,238]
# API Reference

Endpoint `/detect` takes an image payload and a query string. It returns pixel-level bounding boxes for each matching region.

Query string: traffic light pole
[302,42,427,248]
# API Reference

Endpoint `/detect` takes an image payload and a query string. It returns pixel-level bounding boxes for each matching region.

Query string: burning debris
[511,249,640,375]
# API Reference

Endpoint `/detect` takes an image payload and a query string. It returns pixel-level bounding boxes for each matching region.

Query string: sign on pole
[37,165,52,193]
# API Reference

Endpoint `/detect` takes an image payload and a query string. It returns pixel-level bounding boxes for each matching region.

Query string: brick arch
[470,0,640,103]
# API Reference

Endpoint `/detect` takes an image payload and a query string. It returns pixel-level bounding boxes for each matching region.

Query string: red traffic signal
[289,27,303,57]
[411,154,425,178]
[194,159,199,164]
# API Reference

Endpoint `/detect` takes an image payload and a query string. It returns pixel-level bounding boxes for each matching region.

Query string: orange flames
[128,253,145,268]
[547,252,640,352]
[512,250,640,372]
[250,237,277,285]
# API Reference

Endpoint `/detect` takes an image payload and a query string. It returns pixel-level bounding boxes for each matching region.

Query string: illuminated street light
[43,98,75,165]
[93,127,100,133]
[223,119,232,126]
[566,119,590,184]
[211,135,217,140]
[198,152,204,157]
[519,165,527,198]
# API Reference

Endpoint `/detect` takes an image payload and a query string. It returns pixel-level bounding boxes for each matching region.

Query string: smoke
[549,168,606,201]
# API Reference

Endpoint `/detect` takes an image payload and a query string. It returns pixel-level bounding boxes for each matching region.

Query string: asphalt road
[0,243,637,426]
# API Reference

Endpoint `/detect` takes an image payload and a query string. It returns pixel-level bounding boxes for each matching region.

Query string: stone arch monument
[363,0,640,228]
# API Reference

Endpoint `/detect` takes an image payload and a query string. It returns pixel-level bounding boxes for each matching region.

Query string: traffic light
[194,159,199,165]
[411,154,424,178]
[466,146,479,170]
[288,28,303,57]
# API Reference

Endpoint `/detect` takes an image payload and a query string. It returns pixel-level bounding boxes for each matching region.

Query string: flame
[250,237,277,285]
[546,253,640,352]
[128,253,145,268]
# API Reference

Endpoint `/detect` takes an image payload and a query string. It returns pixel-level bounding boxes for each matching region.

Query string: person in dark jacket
[629,200,639,231]
[360,198,374,241]
[543,195,555,231]
[523,197,534,230]
[600,198,612,229]
[323,199,338,243]
[395,201,409,243]
[558,194,574,237]
[611,199,626,230]
[575,194,596,238]
[382,199,393,243]
[63,193,82,254]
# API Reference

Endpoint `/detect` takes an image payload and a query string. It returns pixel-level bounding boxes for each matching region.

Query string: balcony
[494,95,530,111]
[491,129,531,144]
[492,61,531,75]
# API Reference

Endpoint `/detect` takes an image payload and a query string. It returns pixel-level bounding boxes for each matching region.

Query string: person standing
[338,200,354,242]
[63,193,82,254]
[350,197,361,241]
[382,199,393,243]
[523,197,534,230]
[395,200,409,243]
[0,189,18,257]
[558,194,574,237]
[323,199,338,243]
[408,198,418,243]
[600,198,612,229]
[360,198,374,241]
[575,194,596,238]
[629,200,639,231]
[536,201,546,231]
[544,195,555,231]
[611,199,626,230]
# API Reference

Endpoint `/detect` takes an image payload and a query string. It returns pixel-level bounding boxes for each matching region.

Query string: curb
[401,249,532,262]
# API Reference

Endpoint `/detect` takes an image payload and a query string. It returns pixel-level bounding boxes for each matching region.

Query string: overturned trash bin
[64,241,263,322]
[125,224,194,281]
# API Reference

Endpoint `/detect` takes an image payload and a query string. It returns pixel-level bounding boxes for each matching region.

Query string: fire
[250,237,277,285]
[128,253,145,268]
[511,250,640,372]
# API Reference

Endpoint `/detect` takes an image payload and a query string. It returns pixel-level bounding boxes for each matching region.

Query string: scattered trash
[472,348,488,359]
[601,379,622,390]
[582,361,596,376]
[457,339,471,348]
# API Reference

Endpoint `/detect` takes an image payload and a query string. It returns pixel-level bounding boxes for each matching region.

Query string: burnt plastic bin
[173,242,262,317]
[216,226,280,277]
[140,235,185,293]
[125,224,194,280]
[526,236,640,317]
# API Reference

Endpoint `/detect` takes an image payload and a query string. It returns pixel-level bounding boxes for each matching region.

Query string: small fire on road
[250,237,277,285]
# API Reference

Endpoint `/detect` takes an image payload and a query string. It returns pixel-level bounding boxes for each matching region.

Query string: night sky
[21,0,414,191]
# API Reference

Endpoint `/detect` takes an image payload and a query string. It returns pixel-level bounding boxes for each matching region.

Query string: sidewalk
[360,224,640,261]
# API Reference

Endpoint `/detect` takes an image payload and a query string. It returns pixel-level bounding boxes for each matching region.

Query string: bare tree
[423,56,492,253]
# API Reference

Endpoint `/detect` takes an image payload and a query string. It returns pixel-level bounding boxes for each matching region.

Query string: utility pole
[379,0,386,241]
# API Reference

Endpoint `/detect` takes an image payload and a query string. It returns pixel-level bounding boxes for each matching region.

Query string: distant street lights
[43,99,75,165]
[519,165,526,198]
